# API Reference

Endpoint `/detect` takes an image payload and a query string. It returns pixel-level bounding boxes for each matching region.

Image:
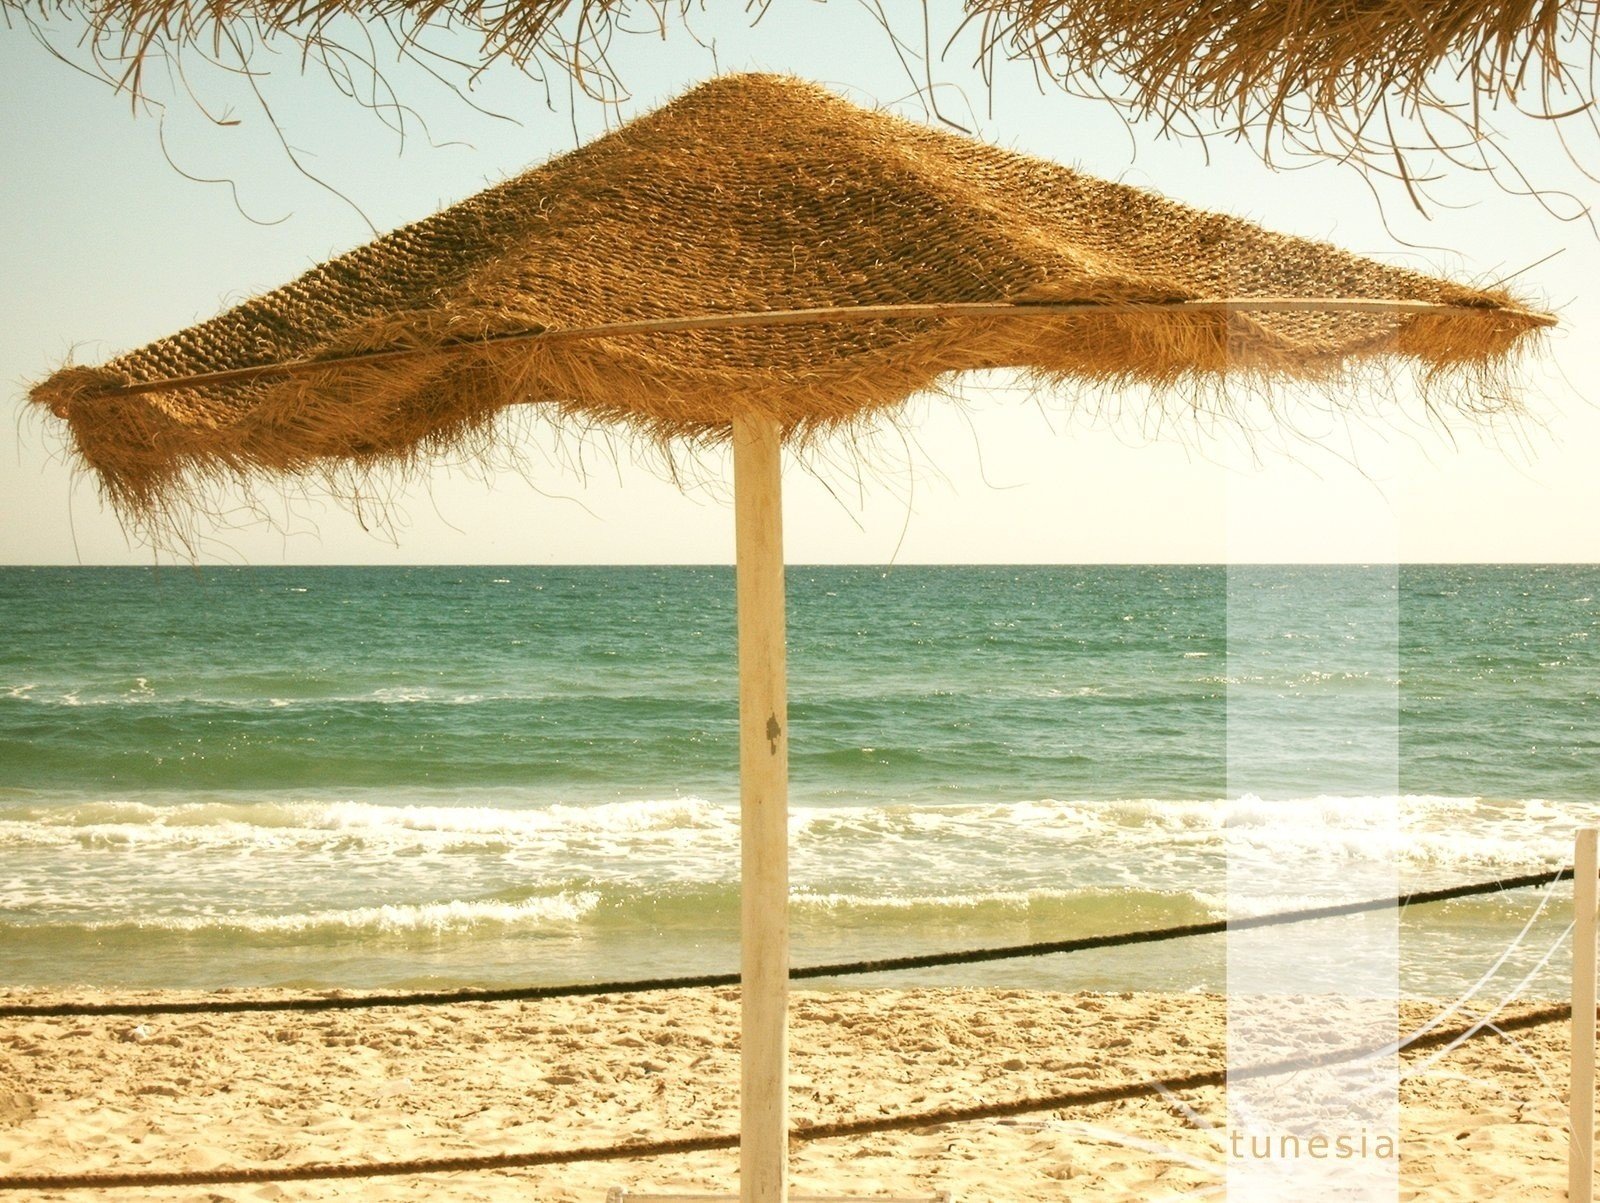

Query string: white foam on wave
[790,885,1191,914]
[3,683,570,708]
[369,687,435,703]
[94,891,601,937]
[314,796,727,836]
[791,792,1576,882]
[0,795,735,855]
[2,792,1578,896]
[796,888,1044,912]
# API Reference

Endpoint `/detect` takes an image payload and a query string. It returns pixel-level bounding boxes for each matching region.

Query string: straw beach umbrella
[32,73,1550,1202]
[975,0,1600,207]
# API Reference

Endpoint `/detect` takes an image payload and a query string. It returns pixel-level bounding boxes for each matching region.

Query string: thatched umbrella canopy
[983,0,1580,122]
[977,0,1597,202]
[37,72,1546,532]
[30,72,1551,1203]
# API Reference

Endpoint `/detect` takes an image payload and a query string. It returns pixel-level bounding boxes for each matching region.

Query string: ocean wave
[0,795,733,852]
[0,686,661,709]
[0,893,602,944]
[5,872,1553,947]
[0,793,1576,891]
[2,884,1204,941]
[789,885,1210,922]
[140,892,601,936]
[0,790,1532,829]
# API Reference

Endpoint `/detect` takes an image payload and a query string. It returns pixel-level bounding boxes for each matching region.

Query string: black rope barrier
[0,866,1573,1019]
[0,1001,1574,1192]
[793,867,1577,980]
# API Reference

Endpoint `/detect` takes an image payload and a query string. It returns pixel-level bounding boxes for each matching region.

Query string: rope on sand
[0,867,1572,1019]
[0,1002,1572,1191]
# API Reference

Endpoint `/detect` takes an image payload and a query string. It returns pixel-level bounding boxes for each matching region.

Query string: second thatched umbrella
[34,72,1549,1203]
[10,1,1590,192]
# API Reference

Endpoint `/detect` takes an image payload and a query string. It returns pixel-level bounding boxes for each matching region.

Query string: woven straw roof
[33,73,1549,530]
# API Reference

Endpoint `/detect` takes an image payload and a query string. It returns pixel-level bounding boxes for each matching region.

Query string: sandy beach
[0,987,1574,1201]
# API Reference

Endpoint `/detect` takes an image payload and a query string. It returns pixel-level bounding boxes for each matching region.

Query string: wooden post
[733,413,789,1203]
[1574,828,1597,1203]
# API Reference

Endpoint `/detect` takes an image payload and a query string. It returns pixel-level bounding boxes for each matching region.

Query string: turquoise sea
[1,565,1596,997]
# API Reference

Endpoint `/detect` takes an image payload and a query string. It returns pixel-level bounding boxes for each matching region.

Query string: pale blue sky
[3,5,1596,564]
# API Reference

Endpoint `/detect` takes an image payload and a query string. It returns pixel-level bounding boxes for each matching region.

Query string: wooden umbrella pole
[732,413,790,1203]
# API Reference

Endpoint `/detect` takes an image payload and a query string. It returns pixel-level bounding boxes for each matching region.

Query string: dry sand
[0,987,1576,1201]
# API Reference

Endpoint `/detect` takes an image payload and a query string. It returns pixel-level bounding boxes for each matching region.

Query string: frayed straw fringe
[28,74,1551,548]
[985,0,1582,129]
[32,309,1540,550]
[9,0,1584,126]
